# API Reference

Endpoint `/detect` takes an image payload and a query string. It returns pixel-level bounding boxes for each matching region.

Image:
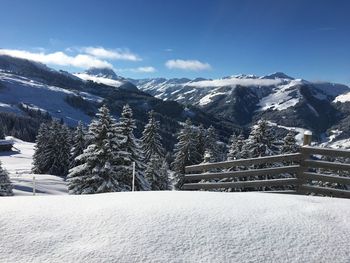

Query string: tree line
[1,105,301,195]
[31,105,169,194]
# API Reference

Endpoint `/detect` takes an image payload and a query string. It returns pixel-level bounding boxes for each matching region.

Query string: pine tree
[47,122,71,177]
[281,131,300,153]
[32,121,71,177]
[228,133,245,160]
[0,125,5,139]
[0,161,13,196]
[141,110,165,162]
[32,123,50,174]
[244,120,279,158]
[67,105,129,194]
[242,120,283,190]
[194,124,206,163]
[205,125,220,162]
[70,121,87,168]
[118,104,149,190]
[159,159,170,190]
[145,154,161,190]
[172,119,201,189]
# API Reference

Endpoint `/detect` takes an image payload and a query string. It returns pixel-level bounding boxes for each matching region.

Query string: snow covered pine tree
[141,110,168,190]
[32,121,71,177]
[70,121,87,169]
[227,133,245,160]
[141,110,165,162]
[281,131,300,154]
[118,104,149,190]
[32,123,50,174]
[67,105,130,194]
[0,161,13,196]
[205,125,221,162]
[172,119,201,190]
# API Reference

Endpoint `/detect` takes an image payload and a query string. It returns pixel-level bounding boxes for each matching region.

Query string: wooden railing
[183,146,350,199]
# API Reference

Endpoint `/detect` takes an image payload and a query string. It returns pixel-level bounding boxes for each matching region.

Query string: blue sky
[0,0,349,83]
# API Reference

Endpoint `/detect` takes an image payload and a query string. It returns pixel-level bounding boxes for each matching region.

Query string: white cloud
[0,49,113,69]
[133,66,156,73]
[116,66,156,73]
[187,78,282,88]
[165,59,211,71]
[82,46,141,61]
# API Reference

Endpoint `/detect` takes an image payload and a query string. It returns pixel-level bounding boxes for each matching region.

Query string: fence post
[303,131,312,146]
[297,131,312,194]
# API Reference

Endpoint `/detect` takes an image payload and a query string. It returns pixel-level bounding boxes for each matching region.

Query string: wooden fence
[182,145,350,199]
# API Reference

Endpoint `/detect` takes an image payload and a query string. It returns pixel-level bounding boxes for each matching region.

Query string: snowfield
[0,137,67,195]
[0,191,349,263]
[0,138,349,262]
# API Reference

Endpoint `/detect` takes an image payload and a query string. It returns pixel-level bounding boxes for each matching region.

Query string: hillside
[132,74,350,141]
[0,55,237,148]
[0,191,349,262]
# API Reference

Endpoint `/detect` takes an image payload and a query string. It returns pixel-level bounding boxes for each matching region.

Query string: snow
[0,138,349,262]
[334,92,350,103]
[20,102,47,113]
[258,80,302,111]
[327,138,350,149]
[74,73,124,88]
[187,77,282,88]
[0,191,349,262]
[0,137,67,196]
[198,91,227,106]
[267,122,308,144]
[0,72,94,125]
[0,102,12,108]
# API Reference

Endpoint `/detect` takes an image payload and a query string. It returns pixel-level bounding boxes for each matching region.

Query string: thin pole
[132,162,136,192]
[33,176,36,196]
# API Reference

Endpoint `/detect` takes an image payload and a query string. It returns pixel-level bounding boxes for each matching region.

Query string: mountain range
[0,55,237,148]
[1,54,350,148]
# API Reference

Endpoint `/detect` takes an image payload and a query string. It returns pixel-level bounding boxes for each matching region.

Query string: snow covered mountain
[74,67,138,91]
[0,55,236,147]
[131,73,350,141]
[2,53,350,146]
[132,73,349,111]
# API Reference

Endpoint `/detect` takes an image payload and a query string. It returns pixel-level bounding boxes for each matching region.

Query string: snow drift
[0,191,349,262]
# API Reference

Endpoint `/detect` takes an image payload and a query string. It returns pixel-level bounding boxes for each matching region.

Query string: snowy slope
[0,191,349,263]
[0,136,67,195]
[0,71,101,125]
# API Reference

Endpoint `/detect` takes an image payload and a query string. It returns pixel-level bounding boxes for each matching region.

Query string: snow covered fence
[183,147,350,198]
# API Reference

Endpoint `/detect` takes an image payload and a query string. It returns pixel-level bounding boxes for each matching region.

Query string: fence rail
[182,140,350,199]
[185,153,302,172]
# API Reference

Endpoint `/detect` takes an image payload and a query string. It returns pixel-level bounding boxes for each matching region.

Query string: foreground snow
[0,137,67,195]
[0,191,349,263]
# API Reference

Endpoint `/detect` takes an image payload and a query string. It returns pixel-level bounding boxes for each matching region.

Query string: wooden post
[303,131,312,146]
[132,162,136,192]
[298,131,312,194]
[33,176,36,196]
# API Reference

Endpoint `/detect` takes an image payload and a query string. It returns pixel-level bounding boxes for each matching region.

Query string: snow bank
[0,191,349,263]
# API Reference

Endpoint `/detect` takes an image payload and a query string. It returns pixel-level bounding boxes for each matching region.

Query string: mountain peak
[261,72,294,80]
[85,67,121,80]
